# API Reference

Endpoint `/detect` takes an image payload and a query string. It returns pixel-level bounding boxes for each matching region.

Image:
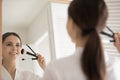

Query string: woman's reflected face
[2,35,21,61]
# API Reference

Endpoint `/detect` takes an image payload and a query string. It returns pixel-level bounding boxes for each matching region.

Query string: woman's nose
[12,45,17,50]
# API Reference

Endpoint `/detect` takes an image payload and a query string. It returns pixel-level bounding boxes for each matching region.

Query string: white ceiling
[2,0,48,28]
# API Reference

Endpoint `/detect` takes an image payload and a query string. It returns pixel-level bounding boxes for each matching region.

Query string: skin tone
[37,54,46,70]
[2,35,46,80]
[114,33,120,53]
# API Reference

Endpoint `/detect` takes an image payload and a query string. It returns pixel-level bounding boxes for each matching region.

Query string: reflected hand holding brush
[21,44,38,61]
[21,44,46,69]
[21,49,38,61]
[21,49,37,58]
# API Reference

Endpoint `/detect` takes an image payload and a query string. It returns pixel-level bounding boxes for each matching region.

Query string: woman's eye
[6,43,12,46]
[16,44,21,47]
[5,42,21,48]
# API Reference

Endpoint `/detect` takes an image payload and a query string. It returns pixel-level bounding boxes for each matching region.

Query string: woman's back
[43,47,117,80]
[43,47,85,80]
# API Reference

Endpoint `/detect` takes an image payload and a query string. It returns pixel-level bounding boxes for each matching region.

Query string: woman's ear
[69,19,80,41]
[69,19,77,32]
[71,19,81,34]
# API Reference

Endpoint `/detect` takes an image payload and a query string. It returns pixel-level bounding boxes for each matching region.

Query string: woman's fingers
[114,33,120,53]
[37,54,46,70]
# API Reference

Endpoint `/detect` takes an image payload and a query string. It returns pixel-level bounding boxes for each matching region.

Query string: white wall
[27,2,49,44]
[2,27,28,44]
[21,3,51,77]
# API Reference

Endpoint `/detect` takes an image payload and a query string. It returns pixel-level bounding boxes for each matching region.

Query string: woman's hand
[114,33,120,53]
[37,54,46,70]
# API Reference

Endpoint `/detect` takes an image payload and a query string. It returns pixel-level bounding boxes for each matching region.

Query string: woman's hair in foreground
[2,32,22,46]
[68,0,108,80]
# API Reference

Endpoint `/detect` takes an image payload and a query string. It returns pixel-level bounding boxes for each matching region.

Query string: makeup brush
[21,49,37,57]
[21,58,37,61]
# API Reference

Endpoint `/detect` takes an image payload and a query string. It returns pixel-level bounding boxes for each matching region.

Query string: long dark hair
[68,0,107,80]
[2,32,22,47]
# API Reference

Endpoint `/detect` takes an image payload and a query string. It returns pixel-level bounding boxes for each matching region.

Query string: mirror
[2,0,74,77]
[2,0,51,77]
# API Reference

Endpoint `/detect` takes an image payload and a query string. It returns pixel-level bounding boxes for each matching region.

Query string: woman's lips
[9,52,17,55]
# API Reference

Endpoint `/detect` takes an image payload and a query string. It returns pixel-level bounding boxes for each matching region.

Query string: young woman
[2,32,46,80]
[42,0,120,80]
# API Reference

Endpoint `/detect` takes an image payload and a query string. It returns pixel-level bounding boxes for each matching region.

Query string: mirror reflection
[2,0,51,78]
[2,0,74,79]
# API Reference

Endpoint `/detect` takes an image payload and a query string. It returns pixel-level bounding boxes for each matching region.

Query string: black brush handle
[32,58,38,60]
[100,31,115,42]
[26,52,37,57]
[26,44,37,55]
[101,31,114,38]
